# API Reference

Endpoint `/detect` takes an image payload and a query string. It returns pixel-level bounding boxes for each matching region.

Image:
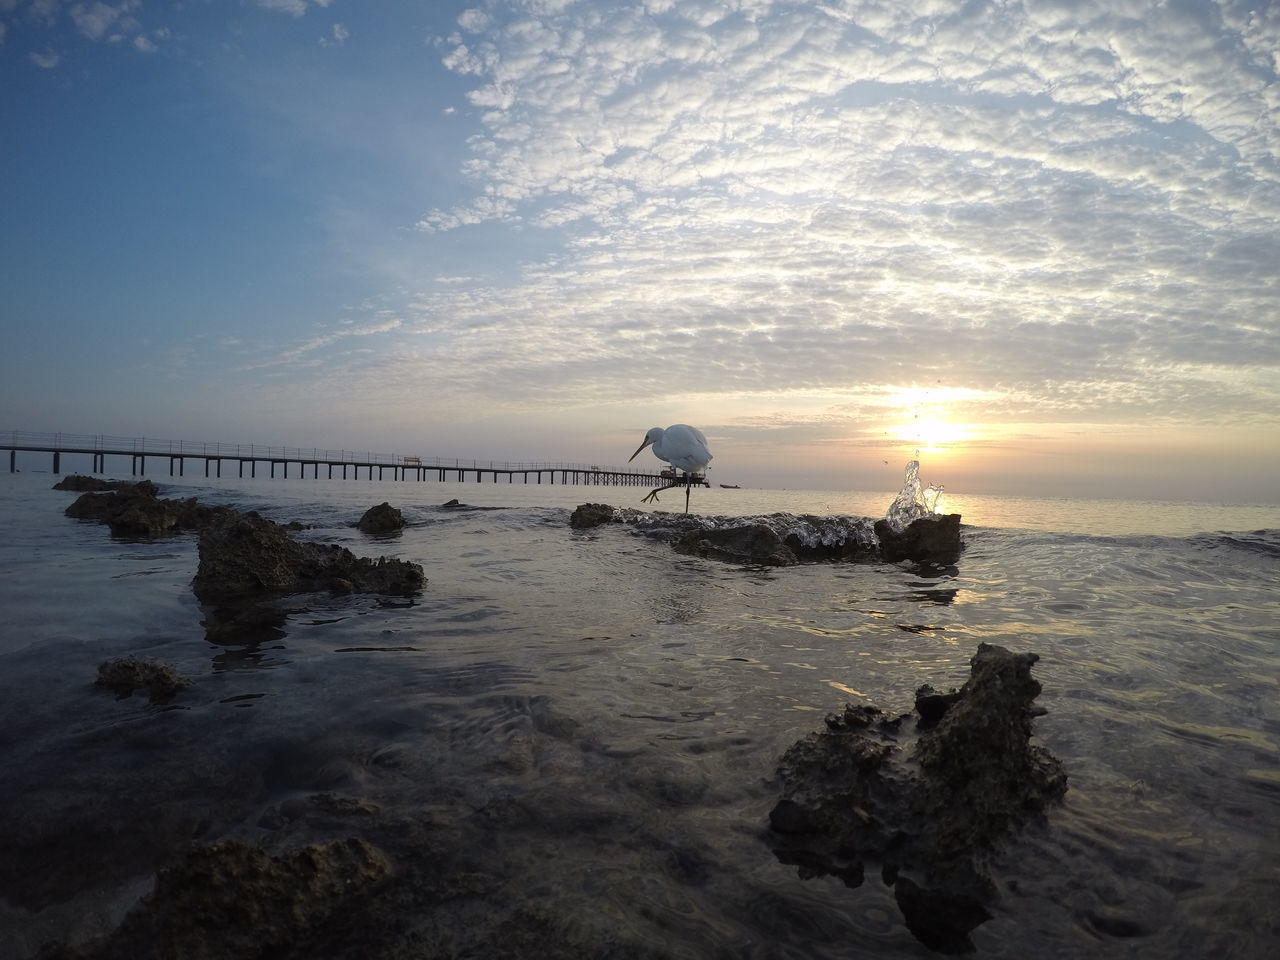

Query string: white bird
[628,424,712,513]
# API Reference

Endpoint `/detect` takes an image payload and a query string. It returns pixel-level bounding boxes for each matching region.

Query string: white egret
[628,424,712,513]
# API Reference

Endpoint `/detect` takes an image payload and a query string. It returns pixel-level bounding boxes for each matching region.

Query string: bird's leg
[641,482,685,505]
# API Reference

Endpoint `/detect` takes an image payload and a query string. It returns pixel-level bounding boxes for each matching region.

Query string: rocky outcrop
[63,482,238,539]
[874,513,963,566]
[769,644,1066,953]
[94,658,192,705]
[39,838,389,960]
[356,502,406,535]
[568,503,950,566]
[194,512,425,604]
[677,524,798,565]
[569,502,615,529]
[52,476,141,493]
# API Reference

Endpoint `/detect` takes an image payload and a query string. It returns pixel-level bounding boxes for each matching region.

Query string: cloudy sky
[2,0,1277,500]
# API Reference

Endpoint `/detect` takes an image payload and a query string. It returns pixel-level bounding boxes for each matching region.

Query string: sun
[889,416,972,455]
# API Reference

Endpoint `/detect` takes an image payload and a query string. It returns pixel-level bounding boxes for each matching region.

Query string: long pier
[1,430,703,487]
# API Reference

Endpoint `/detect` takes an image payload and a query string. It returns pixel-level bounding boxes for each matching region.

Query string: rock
[357,502,405,535]
[94,657,192,704]
[64,483,238,539]
[570,503,615,529]
[52,476,142,493]
[193,512,425,604]
[768,643,1066,953]
[677,524,798,565]
[42,838,389,960]
[874,513,963,566]
[441,498,462,507]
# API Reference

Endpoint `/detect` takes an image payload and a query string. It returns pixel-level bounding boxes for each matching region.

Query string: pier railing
[1,429,681,486]
[2,430,629,473]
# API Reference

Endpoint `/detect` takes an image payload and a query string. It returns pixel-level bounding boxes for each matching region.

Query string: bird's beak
[628,437,653,462]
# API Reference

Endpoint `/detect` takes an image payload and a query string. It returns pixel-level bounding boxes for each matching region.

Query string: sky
[1,0,1278,502]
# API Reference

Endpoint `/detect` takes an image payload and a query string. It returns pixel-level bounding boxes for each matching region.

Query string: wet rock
[677,524,798,565]
[193,512,425,604]
[64,483,238,539]
[873,513,963,566]
[357,502,405,535]
[769,643,1066,954]
[570,502,615,529]
[52,476,143,493]
[40,837,389,960]
[94,657,192,704]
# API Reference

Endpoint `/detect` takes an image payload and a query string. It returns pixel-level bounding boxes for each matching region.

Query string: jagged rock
[39,838,389,960]
[52,476,142,493]
[874,513,963,566]
[193,512,425,603]
[357,502,405,535]
[64,482,238,539]
[94,657,192,704]
[570,503,615,529]
[769,643,1066,954]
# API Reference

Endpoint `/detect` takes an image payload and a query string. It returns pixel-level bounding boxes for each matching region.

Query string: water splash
[884,460,944,532]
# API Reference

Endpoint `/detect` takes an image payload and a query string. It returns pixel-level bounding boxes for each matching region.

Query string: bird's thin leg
[641,482,684,504]
[684,475,691,514]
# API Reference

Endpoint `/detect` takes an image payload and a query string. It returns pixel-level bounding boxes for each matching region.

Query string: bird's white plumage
[628,424,713,512]
[628,424,712,475]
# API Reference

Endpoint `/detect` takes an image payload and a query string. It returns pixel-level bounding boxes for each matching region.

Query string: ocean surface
[0,470,1277,959]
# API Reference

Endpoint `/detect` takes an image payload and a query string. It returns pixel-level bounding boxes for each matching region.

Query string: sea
[0,469,1277,959]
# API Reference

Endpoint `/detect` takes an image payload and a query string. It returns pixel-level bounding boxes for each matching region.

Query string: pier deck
[2,431,697,487]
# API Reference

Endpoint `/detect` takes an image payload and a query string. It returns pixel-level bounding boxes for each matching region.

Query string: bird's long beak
[628,437,653,462]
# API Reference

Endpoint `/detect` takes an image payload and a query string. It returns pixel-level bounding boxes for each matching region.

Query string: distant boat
[719,483,740,489]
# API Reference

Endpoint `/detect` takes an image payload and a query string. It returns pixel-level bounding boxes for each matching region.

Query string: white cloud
[29,47,59,67]
[389,0,1280,431]
[68,0,138,41]
[253,0,332,17]
[319,21,347,46]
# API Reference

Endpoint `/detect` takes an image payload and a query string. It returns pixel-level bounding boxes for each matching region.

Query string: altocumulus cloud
[389,0,1279,431]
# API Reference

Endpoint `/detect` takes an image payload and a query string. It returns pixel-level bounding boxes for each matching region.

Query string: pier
[1,431,702,487]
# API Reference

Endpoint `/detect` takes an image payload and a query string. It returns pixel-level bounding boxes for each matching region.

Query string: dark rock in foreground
[194,512,425,603]
[356,502,406,535]
[769,643,1066,953]
[94,657,192,704]
[40,838,389,960]
[874,513,963,566]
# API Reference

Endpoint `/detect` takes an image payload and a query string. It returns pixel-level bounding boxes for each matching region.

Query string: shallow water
[0,472,1277,958]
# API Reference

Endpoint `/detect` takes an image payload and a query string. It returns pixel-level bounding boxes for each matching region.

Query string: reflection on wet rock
[768,643,1067,953]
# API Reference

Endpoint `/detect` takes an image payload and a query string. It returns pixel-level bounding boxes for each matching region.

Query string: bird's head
[628,427,663,462]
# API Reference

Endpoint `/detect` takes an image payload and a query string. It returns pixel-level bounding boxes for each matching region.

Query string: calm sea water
[0,470,1277,959]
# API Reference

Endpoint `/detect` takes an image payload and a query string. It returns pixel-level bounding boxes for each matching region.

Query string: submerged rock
[193,512,425,603]
[769,643,1066,953]
[94,657,192,705]
[40,838,389,960]
[356,502,406,535]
